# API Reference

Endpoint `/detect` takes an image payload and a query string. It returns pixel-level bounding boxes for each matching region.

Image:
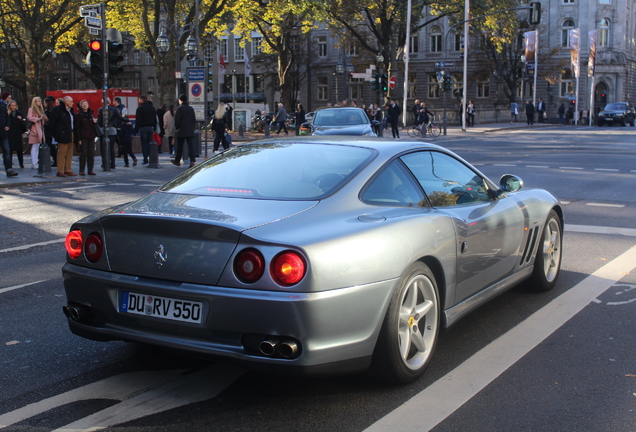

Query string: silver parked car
[307,107,378,136]
[63,137,563,383]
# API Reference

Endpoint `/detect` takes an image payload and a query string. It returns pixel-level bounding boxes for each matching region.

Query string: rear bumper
[63,263,396,374]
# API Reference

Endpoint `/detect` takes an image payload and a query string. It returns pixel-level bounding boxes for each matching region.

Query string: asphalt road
[1,126,635,432]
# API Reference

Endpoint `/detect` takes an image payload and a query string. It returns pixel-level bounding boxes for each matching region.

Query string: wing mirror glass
[499,174,524,192]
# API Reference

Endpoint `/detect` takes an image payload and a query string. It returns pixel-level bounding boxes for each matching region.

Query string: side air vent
[520,226,539,265]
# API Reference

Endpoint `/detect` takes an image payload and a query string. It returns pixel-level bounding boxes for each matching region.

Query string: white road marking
[526,165,549,168]
[586,203,625,208]
[0,238,64,254]
[364,245,636,432]
[594,168,619,172]
[0,280,48,294]
[493,164,517,166]
[566,224,636,237]
[0,364,245,431]
[559,166,584,170]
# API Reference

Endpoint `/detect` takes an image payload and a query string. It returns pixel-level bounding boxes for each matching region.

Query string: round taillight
[85,233,103,263]
[65,230,83,259]
[234,248,265,283]
[270,251,306,286]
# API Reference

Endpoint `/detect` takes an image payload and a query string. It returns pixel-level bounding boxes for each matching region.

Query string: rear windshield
[605,103,628,111]
[313,109,370,126]
[160,142,375,199]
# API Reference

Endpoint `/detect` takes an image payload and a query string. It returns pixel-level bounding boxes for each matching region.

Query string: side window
[401,151,491,206]
[361,160,427,207]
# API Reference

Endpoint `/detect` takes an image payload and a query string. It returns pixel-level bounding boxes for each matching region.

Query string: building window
[346,40,359,57]
[251,37,263,57]
[599,19,610,47]
[317,76,328,100]
[477,82,490,98]
[134,77,140,88]
[454,33,464,52]
[147,77,155,92]
[123,53,129,65]
[134,51,140,65]
[409,35,419,53]
[599,0,611,3]
[560,69,574,97]
[219,39,228,59]
[428,74,440,98]
[204,42,214,62]
[145,52,152,65]
[563,0,575,3]
[234,38,244,61]
[562,19,575,47]
[317,36,327,57]
[430,26,442,53]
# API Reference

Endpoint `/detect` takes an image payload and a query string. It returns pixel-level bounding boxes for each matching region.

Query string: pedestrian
[7,101,27,169]
[49,96,77,177]
[525,100,535,125]
[211,103,229,154]
[44,96,57,167]
[295,103,305,135]
[172,94,197,168]
[98,98,126,170]
[74,99,98,176]
[156,103,166,153]
[113,97,128,157]
[134,95,156,165]
[466,101,476,127]
[163,104,175,155]
[510,99,518,123]
[411,99,420,124]
[27,97,48,169]
[119,117,137,167]
[418,102,434,128]
[537,98,546,123]
[566,104,574,124]
[0,92,18,177]
[558,103,565,124]
[224,104,233,131]
[388,99,401,138]
[274,103,288,135]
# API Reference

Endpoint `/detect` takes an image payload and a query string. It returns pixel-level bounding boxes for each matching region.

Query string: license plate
[120,292,203,324]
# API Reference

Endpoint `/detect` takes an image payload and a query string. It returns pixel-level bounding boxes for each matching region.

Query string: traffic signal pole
[100,3,110,172]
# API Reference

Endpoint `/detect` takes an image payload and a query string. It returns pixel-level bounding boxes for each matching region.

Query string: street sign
[84,16,102,29]
[79,4,100,17]
[351,73,367,79]
[89,28,99,35]
[389,76,396,89]
[434,61,455,69]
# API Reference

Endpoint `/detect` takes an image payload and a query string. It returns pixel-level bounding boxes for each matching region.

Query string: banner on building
[219,54,226,84]
[569,28,580,78]
[588,29,597,78]
[524,31,537,76]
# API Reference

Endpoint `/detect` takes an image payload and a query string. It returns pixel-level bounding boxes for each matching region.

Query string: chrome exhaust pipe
[277,340,298,359]
[64,304,89,322]
[62,304,71,318]
[259,339,280,356]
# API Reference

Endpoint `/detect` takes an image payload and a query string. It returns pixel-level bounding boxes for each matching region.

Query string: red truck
[45,89,140,120]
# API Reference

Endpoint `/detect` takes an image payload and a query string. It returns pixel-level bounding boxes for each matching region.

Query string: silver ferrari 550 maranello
[62,137,563,383]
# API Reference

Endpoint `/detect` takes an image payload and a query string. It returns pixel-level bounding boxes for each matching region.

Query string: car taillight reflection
[271,251,306,286]
[65,230,83,259]
[234,248,265,283]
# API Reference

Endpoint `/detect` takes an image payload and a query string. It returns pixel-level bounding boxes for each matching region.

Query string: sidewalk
[0,122,556,189]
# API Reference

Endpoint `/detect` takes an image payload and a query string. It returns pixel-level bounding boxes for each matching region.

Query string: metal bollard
[238,123,245,138]
[35,143,53,177]
[264,123,270,137]
[147,139,161,168]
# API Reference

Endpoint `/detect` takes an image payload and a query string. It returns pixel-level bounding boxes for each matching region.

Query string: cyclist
[417,102,434,129]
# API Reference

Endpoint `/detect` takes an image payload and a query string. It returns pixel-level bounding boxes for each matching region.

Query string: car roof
[246,135,448,153]
[314,106,367,112]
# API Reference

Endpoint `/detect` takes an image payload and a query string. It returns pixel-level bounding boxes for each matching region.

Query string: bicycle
[407,117,441,138]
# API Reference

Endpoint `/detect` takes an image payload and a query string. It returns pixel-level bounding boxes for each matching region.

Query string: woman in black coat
[7,100,27,168]
[211,103,229,153]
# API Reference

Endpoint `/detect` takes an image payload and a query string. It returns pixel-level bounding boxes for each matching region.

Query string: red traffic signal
[89,40,102,51]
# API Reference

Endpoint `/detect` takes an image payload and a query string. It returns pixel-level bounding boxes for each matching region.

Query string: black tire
[428,124,441,137]
[407,125,421,138]
[528,210,562,292]
[372,262,440,384]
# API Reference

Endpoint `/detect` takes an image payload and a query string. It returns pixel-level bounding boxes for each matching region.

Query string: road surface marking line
[493,164,517,166]
[565,224,636,237]
[526,165,549,168]
[0,238,64,254]
[52,363,245,431]
[593,168,619,172]
[364,245,636,432]
[0,280,48,295]
[586,203,624,208]
[559,166,584,170]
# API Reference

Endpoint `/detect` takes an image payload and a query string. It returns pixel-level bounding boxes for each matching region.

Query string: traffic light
[207,64,214,93]
[371,73,378,91]
[88,40,103,79]
[529,2,541,25]
[108,41,124,77]
[443,75,453,92]
[380,73,388,93]
[600,93,607,104]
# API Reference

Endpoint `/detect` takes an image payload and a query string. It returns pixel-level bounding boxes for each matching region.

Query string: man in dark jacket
[135,95,156,165]
[49,96,77,177]
[98,98,127,169]
[0,92,18,177]
[525,100,535,126]
[172,94,197,168]
[388,99,402,138]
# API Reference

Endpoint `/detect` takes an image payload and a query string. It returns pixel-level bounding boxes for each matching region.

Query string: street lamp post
[375,53,384,107]
[335,49,354,103]
[231,69,236,109]
[156,19,197,103]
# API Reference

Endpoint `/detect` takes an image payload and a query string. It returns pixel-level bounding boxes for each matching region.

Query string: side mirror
[371,120,380,125]
[499,174,524,193]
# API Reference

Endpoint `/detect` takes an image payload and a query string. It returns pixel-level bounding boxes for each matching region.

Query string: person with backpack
[211,103,229,154]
